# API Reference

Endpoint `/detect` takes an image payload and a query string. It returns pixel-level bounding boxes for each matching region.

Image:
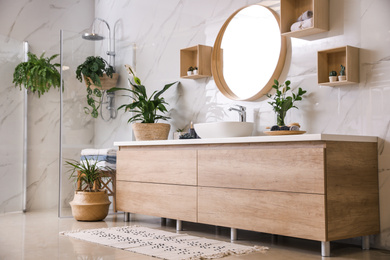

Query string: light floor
[0,210,389,260]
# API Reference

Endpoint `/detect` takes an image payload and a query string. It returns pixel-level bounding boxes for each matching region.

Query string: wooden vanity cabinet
[116,139,379,255]
[116,148,198,222]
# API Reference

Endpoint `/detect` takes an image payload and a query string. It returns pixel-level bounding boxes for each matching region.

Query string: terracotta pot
[70,190,111,221]
[83,73,119,90]
[132,123,171,141]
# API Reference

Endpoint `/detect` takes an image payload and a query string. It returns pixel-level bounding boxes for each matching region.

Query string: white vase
[187,71,193,76]
[338,75,346,81]
[193,70,198,75]
[329,76,338,82]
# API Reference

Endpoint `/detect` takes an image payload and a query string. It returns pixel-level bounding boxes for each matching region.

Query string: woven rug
[60,226,268,260]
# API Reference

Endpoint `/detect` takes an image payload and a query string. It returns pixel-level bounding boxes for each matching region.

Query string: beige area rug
[60,226,268,260]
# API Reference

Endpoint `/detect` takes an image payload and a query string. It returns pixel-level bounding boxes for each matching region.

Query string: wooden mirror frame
[211,4,287,101]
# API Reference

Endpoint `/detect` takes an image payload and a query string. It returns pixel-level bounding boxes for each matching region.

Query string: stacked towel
[290,18,313,32]
[290,10,313,32]
[81,148,117,156]
[80,148,117,170]
[297,10,313,21]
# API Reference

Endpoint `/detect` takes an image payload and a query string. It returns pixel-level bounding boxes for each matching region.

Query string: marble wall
[94,0,390,250]
[0,35,24,213]
[0,0,95,212]
[1,0,390,251]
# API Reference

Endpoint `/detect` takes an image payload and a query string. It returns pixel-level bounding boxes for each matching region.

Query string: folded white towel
[80,159,116,170]
[290,18,313,32]
[81,148,117,156]
[297,10,313,21]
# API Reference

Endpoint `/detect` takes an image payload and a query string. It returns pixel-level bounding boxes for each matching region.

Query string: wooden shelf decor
[180,45,212,79]
[317,45,359,86]
[281,0,329,38]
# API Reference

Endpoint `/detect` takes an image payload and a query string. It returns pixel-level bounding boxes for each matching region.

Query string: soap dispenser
[189,121,198,139]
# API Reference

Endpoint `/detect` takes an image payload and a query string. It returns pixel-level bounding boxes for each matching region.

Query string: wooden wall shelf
[281,0,329,38]
[317,45,359,86]
[180,45,212,79]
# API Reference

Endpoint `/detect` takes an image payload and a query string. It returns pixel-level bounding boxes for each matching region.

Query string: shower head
[82,32,104,41]
[82,17,115,67]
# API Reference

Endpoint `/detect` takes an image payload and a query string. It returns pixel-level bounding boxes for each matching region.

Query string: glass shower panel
[0,34,25,213]
[59,30,96,217]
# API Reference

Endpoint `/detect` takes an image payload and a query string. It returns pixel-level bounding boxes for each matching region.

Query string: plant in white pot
[65,159,112,221]
[109,65,178,141]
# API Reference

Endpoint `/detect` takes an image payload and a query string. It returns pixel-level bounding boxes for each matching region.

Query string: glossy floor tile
[0,210,389,260]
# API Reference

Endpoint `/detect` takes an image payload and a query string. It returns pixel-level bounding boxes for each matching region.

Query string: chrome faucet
[228,105,246,122]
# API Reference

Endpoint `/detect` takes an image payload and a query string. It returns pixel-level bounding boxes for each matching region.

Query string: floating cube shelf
[317,46,360,86]
[180,45,212,79]
[281,0,329,38]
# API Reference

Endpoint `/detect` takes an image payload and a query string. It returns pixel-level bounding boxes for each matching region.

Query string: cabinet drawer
[198,147,325,194]
[117,149,197,185]
[117,182,197,222]
[198,187,326,241]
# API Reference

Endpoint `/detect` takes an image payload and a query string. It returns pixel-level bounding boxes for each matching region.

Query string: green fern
[13,52,61,97]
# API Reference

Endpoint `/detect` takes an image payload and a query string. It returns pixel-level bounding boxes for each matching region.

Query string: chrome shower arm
[91,18,115,67]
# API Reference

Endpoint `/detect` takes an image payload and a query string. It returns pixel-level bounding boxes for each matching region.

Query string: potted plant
[65,159,112,221]
[266,79,307,126]
[13,52,61,97]
[338,65,346,81]
[187,66,194,76]
[109,65,178,141]
[329,70,337,82]
[174,128,185,140]
[193,66,199,75]
[75,56,118,118]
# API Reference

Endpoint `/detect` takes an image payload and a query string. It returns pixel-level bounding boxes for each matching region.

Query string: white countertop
[114,134,378,147]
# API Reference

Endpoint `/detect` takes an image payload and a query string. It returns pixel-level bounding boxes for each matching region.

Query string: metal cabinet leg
[362,236,370,250]
[176,220,182,231]
[215,226,221,235]
[124,212,130,222]
[231,228,237,241]
[321,241,330,257]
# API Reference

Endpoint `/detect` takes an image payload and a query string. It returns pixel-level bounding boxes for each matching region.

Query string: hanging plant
[13,52,61,97]
[75,56,116,118]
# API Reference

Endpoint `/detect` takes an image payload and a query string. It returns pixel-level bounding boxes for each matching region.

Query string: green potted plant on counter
[13,52,61,97]
[266,79,307,127]
[109,64,178,141]
[76,56,118,118]
[65,159,112,221]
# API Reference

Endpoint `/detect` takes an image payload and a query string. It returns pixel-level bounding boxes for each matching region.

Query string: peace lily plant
[109,65,178,140]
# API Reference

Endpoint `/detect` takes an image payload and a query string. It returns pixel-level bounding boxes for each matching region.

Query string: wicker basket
[132,123,171,141]
[70,190,111,221]
[83,73,119,90]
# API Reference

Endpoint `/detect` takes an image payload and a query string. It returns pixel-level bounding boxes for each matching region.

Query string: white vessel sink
[194,122,254,139]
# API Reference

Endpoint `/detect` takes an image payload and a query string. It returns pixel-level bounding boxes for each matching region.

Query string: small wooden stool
[76,170,117,212]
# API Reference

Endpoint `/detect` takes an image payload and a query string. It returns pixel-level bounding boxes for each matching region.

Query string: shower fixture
[82,18,117,121]
[82,18,116,67]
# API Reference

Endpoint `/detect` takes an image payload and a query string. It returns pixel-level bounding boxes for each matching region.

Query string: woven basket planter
[132,123,171,141]
[70,190,111,221]
[83,73,119,90]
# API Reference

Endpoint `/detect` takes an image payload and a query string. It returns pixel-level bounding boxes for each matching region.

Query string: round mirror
[212,4,286,101]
